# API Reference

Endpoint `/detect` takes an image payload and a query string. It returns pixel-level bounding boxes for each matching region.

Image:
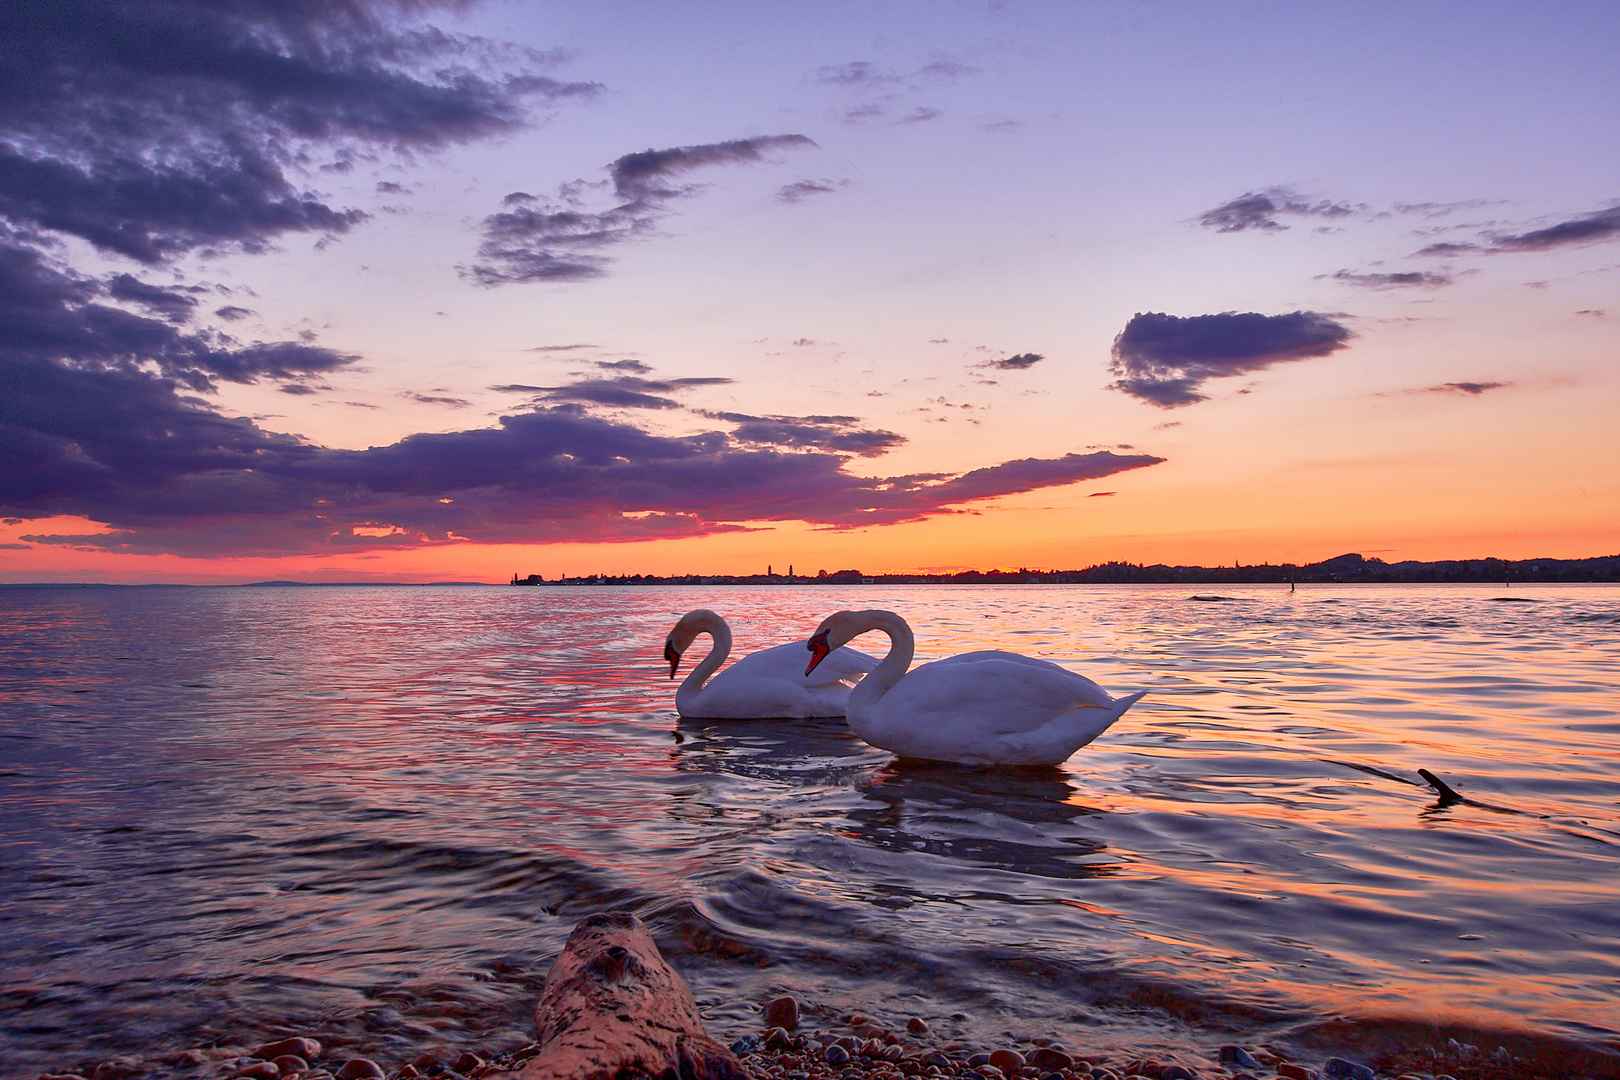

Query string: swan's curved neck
[674,613,731,711]
[848,609,914,708]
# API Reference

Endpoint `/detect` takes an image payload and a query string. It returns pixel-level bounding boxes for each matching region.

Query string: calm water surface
[1,583,1617,1076]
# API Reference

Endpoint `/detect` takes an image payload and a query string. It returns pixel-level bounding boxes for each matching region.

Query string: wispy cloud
[778,179,849,203]
[1326,269,1455,289]
[986,352,1044,370]
[1109,311,1354,408]
[468,135,816,284]
[1196,188,1359,233]
[697,411,903,457]
[1415,205,1620,256]
[811,55,977,124]
[1409,381,1509,396]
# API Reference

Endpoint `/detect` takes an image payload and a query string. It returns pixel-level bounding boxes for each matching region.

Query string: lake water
[2,583,1617,1078]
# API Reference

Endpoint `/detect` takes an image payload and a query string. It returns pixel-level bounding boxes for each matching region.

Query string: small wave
[1188,595,1245,602]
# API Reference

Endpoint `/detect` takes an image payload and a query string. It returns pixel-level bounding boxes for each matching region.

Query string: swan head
[804,609,863,675]
[804,627,833,676]
[664,609,721,678]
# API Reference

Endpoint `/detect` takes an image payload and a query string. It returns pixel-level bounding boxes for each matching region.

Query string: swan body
[664,609,878,719]
[805,609,1145,766]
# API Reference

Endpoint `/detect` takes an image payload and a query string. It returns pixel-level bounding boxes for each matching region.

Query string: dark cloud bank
[0,2,1161,558]
[1110,311,1353,407]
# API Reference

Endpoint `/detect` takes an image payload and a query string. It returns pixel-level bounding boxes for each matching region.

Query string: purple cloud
[778,179,847,203]
[1415,205,1620,257]
[4,376,1164,556]
[1329,269,1454,289]
[1488,206,1620,252]
[989,352,1044,370]
[697,412,904,457]
[469,136,815,284]
[1197,189,1357,233]
[1110,311,1354,408]
[1414,381,1509,396]
[0,0,599,265]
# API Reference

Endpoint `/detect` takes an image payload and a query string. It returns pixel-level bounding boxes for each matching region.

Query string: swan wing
[862,654,1134,764]
[726,640,878,686]
[684,641,868,718]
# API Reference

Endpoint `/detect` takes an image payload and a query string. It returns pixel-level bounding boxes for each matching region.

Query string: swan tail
[1110,689,1148,717]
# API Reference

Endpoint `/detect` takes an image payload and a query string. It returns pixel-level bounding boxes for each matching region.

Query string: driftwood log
[520,911,747,1080]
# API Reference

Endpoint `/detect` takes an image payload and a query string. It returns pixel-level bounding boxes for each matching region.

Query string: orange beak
[805,629,831,676]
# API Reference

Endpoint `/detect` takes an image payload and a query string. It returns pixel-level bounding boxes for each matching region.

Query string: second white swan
[664,609,878,719]
[804,609,1145,765]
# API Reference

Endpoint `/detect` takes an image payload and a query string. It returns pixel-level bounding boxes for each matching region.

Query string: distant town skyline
[3,1,1617,585]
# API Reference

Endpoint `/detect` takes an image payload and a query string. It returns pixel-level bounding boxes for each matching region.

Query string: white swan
[664,609,878,719]
[804,609,1146,766]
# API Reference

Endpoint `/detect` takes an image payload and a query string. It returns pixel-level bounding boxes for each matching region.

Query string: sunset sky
[2,0,1617,584]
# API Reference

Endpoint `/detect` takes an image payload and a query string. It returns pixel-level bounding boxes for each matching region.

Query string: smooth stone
[988,1050,1025,1074]
[1217,1046,1261,1071]
[975,1068,1006,1080]
[1090,1071,1118,1080]
[764,1027,794,1051]
[848,1014,870,1027]
[764,996,801,1031]
[256,1039,322,1062]
[273,1056,309,1075]
[92,1062,143,1080]
[825,1045,852,1065]
[1161,1067,1198,1080]
[1027,1048,1072,1072]
[1276,1064,1312,1080]
[230,1065,280,1080]
[1322,1058,1374,1080]
[730,1034,761,1055]
[334,1059,385,1080]
[906,1017,930,1036]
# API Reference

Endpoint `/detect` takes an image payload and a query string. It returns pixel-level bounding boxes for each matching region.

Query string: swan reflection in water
[668,717,1119,886]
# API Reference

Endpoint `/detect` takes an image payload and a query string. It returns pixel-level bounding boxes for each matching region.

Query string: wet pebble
[1276,1064,1313,1080]
[1026,1047,1072,1072]
[826,1044,852,1065]
[907,1018,930,1036]
[334,1059,385,1080]
[230,1063,281,1080]
[1159,1066,1198,1080]
[765,996,801,1031]
[257,1038,323,1062]
[987,1050,1024,1074]
[1216,1046,1260,1071]
[1321,1057,1374,1080]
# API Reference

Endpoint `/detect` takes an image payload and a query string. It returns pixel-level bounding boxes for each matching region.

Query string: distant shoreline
[512,551,1620,587]
[6,552,1618,589]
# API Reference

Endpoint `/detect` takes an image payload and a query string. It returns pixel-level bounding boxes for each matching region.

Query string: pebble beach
[25,991,1606,1080]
